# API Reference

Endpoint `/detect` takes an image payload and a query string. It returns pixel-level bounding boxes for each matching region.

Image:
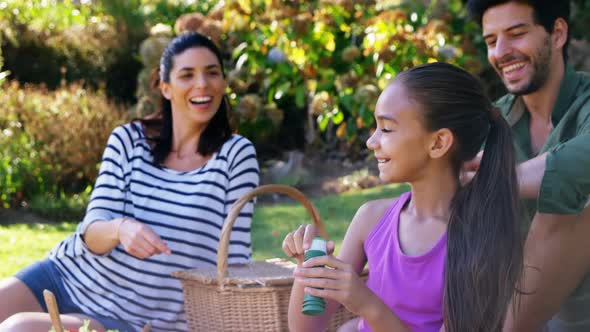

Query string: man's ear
[428,128,454,159]
[160,81,171,100]
[552,18,568,51]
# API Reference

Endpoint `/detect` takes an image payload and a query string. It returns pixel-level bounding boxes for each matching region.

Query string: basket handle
[217,184,327,282]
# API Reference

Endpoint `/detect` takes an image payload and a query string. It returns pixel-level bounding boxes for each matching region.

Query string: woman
[283,62,522,332]
[0,32,260,332]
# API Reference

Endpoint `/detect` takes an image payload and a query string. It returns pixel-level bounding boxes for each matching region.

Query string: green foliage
[211,0,482,154]
[28,187,91,222]
[139,0,217,27]
[0,82,128,208]
[0,0,144,103]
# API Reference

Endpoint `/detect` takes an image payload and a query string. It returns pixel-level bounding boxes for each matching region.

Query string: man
[466,0,590,331]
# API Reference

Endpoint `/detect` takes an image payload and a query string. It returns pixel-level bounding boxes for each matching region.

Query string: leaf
[232,42,249,60]
[295,86,306,108]
[318,114,330,131]
[236,53,249,71]
[332,109,344,125]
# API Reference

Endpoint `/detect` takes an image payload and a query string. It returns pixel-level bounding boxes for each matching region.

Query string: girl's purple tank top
[358,192,446,332]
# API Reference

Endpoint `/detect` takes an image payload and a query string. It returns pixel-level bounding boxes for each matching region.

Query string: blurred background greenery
[1,0,589,218]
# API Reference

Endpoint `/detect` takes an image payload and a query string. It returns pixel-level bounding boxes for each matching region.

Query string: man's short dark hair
[467,0,571,62]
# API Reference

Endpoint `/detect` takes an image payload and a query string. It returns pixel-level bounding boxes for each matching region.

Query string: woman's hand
[117,218,171,259]
[282,224,335,266]
[294,254,373,316]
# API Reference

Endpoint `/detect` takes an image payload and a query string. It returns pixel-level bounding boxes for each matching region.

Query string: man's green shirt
[496,66,590,331]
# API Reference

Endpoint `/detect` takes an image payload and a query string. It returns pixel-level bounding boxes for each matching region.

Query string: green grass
[0,223,76,278]
[0,184,408,278]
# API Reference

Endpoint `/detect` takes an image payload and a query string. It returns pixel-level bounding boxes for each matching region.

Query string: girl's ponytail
[444,108,522,331]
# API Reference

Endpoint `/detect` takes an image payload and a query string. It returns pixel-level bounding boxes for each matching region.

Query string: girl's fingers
[303,287,340,301]
[293,224,307,255]
[326,240,335,255]
[282,234,296,257]
[302,255,350,271]
[302,224,316,250]
[294,266,343,280]
[296,277,341,291]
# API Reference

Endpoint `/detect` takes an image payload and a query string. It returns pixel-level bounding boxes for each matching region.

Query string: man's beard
[506,35,553,96]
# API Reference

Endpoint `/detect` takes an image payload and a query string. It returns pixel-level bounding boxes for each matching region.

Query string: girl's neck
[406,163,458,222]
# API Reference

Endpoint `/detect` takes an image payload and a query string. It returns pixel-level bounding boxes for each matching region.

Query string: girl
[0,32,259,332]
[283,62,522,332]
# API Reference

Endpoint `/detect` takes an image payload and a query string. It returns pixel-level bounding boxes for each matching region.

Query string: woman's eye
[381,128,392,133]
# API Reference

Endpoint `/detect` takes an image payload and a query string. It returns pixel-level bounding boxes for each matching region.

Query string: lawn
[0,183,408,278]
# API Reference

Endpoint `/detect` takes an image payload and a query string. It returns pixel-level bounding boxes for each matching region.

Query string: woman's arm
[79,125,169,258]
[84,217,170,258]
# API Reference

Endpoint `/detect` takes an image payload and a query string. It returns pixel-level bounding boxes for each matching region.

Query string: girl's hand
[117,218,171,259]
[282,224,335,266]
[295,255,372,316]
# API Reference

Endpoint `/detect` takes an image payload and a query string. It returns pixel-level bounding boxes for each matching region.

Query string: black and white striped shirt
[49,123,260,332]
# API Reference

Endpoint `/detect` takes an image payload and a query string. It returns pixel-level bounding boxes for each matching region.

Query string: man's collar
[552,65,580,125]
[507,65,580,126]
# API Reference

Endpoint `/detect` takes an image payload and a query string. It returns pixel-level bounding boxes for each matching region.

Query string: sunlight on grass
[0,223,76,278]
[0,184,408,278]
[251,183,409,260]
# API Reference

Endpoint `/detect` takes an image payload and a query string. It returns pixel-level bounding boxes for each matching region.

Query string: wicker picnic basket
[172,184,358,332]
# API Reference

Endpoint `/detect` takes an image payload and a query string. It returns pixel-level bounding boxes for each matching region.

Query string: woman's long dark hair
[141,32,233,165]
[396,62,522,331]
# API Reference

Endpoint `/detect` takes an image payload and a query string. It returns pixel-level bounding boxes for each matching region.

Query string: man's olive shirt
[496,66,590,331]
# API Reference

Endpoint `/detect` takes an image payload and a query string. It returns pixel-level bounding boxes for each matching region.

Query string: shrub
[0,82,128,207]
[199,0,483,155]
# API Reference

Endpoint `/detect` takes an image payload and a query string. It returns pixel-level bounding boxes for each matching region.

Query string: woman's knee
[0,312,51,332]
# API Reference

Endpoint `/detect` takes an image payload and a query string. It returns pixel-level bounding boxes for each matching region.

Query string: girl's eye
[381,128,392,133]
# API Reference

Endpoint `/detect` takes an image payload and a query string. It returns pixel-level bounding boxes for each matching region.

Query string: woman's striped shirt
[49,122,260,332]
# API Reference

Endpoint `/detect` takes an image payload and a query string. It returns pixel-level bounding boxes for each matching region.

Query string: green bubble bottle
[302,237,327,316]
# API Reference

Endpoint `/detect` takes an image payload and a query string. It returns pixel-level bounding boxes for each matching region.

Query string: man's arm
[516,152,547,199]
[504,207,590,331]
[505,131,590,330]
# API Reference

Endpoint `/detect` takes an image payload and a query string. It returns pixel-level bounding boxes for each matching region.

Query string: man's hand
[460,151,482,185]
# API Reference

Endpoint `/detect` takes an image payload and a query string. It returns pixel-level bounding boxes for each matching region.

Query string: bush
[0,82,128,208]
[201,0,483,156]
[0,0,144,104]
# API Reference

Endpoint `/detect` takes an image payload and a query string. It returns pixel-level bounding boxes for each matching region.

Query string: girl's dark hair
[396,62,522,332]
[140,32,233,165]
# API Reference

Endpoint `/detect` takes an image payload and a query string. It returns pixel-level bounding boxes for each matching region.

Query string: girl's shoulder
[353,192,410,241]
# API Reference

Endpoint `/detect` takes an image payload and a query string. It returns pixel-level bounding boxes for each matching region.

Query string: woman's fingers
[120,220,170,258]
[142,228,171,255]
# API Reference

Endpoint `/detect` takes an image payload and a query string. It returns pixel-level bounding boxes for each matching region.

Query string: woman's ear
[160,81,171,100]
[428,128,454,159]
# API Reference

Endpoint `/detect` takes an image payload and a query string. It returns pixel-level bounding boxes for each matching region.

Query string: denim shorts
[15,259,136,332]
